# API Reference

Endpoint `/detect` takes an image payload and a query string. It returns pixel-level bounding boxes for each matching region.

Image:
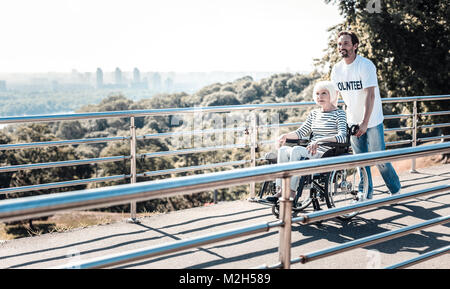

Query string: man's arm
[355,86,375,137]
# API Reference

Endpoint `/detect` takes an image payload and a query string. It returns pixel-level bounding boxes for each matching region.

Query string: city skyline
[0,1,343,73]
[0,67,283,95]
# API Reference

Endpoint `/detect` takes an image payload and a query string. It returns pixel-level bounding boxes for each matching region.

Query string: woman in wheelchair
[266,80,348,203]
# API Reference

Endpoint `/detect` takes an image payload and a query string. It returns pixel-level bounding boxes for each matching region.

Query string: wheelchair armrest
[285,138,309,146]
[320,141,350,148]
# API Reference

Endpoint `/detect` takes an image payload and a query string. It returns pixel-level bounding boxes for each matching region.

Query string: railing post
[278,177,292,269]
[411,100,418,173]
[249,111,258,199]
[213,189,218,204]
[128,116,140,223]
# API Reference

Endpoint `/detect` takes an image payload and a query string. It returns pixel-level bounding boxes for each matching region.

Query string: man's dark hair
[338,31,359,53]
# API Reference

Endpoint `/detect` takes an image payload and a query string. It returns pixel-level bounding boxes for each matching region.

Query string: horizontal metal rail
[54,220,283,269]
[1,95,448,125]
[137,143,248,159]
[0,156,130,173]
[384,127,412,133]
[386,139,413,146]
[0,175,129,195]
[0,136,129,151]
[378,95,450,103]
[0,142,448,223]
[385,245,450,269]
[290,215,449,265]
[137,126,247,140]
[419,123,450,129]
[137,160,250,178]
[419,111,450,117]
[384,114,412,119]
[419,135,450,143]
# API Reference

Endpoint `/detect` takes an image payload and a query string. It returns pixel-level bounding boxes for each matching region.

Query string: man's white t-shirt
[331,55,384,128]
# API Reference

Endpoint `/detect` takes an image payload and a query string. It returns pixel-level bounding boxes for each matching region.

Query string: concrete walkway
[1,164,449,269]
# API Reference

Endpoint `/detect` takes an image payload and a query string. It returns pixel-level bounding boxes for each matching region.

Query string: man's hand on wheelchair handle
[355,122,368,137]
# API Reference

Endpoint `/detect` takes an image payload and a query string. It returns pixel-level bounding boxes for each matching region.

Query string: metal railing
[1,95,449,222]
[0,142,449,269]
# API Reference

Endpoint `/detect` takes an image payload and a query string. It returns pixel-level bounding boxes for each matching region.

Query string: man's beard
[340,49,349,58]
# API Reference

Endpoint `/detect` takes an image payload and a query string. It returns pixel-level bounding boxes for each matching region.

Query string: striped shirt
[295,109,347,155]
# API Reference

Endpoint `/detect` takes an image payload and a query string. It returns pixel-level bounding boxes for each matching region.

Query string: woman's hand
[307,140,319,155]
[278,134,287,148]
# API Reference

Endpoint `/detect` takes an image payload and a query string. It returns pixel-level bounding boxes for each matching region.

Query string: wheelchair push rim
[327,166,369,220]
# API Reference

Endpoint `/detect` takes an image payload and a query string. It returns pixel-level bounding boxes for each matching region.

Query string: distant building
[115,67,122,85]
[96,68,103,88]
[151,72,161,92]
[130,67,148,89]
[165,77,174,92]
[0,80,6,91]
[83,72,92,85]
[133,68,140,83]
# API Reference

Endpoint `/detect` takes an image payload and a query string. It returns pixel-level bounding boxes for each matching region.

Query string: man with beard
[330,31,401,200]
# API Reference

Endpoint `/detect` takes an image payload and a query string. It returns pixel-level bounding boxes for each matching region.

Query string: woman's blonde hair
[313,80,338,106]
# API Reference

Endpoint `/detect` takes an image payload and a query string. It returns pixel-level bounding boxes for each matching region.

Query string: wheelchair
[258,125,369,221]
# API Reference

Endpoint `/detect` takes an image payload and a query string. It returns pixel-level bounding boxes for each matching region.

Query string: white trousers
[275,146,322,192]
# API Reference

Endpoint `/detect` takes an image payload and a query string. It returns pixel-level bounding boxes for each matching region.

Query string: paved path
[1,164,449,269]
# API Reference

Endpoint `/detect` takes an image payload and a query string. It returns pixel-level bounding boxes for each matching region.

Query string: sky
[0,0,343,73]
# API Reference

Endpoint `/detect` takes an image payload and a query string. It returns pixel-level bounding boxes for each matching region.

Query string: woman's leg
[289,146,312,191]
[275,146,293,192]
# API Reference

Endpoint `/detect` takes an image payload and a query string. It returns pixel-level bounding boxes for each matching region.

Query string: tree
[7,124,94,199]
[201,91,241,107]
[0,131,15,194]
[56,120,86,140]
[320,0,449,158]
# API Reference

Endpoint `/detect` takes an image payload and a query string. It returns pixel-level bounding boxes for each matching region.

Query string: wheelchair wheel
[271,201,302,219]
[327,167,369,220]
[272,175,312,218]
[293,179,312,212]
[294,195,312,212]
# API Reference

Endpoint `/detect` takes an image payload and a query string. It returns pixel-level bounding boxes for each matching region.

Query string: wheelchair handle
[349,124,360,136]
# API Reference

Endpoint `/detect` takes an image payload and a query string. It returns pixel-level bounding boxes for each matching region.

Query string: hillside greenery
[0,73,321,216]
